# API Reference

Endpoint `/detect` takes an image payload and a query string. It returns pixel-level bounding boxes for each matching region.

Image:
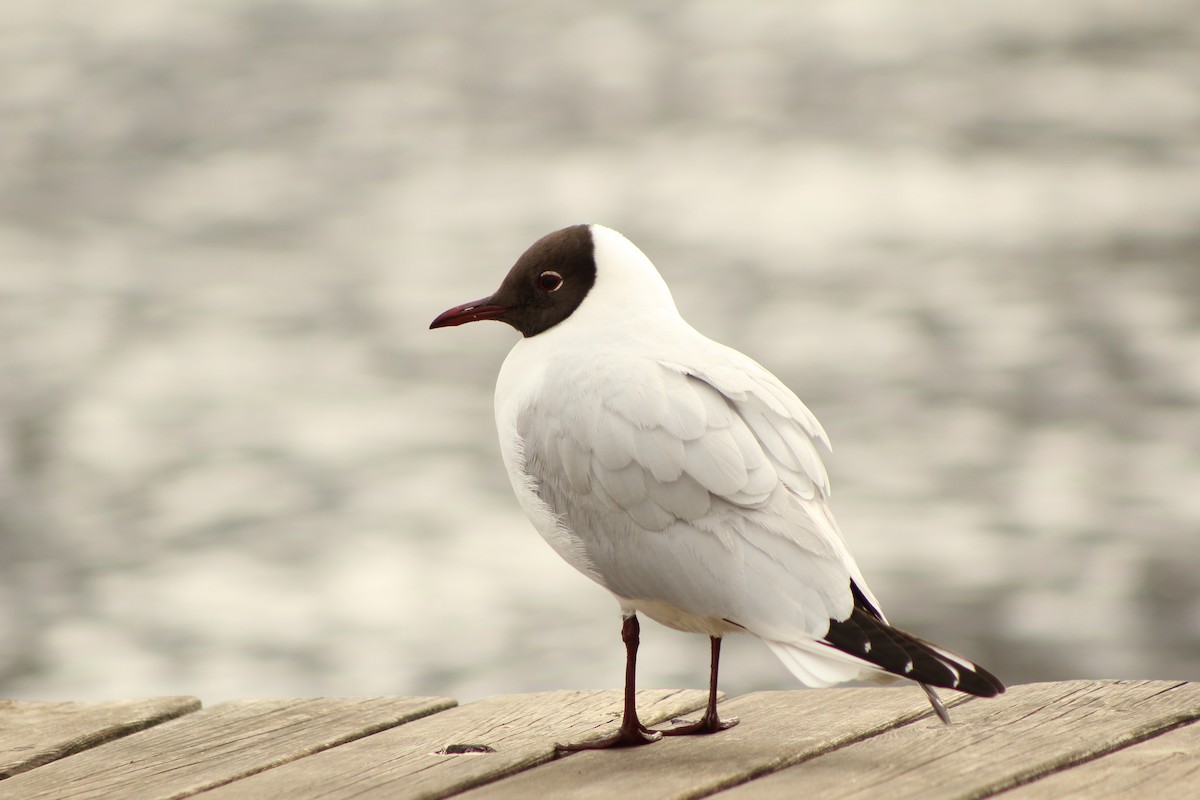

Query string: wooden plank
[0,696,455,800]
[0,696,200,780]
[458,685,964,800]
[711,680,1200,800]
[1002,717,1200,799]
[194,689,710,800]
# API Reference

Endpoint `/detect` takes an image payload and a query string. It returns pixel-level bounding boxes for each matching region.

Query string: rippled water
[1,0,1198,703]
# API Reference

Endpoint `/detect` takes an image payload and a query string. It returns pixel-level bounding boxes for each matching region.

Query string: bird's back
[495,317,880,660]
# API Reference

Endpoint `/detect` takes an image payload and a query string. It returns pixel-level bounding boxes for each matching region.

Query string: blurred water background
[2,0,1198,703]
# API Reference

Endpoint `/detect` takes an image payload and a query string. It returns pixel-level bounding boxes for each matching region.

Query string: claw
[658,712,739,736]
[556,723,663,751]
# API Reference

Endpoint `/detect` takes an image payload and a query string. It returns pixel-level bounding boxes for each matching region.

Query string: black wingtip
[830,581,1005,699]
[964,657,1006,697]
[823,607,1005,698]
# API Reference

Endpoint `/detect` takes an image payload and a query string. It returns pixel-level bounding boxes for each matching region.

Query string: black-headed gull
[431,224,1003,749]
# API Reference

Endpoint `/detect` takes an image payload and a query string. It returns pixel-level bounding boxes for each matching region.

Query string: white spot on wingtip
[904,660,915,674]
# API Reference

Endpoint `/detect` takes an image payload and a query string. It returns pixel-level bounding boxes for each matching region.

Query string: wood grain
[0,696,454,800]
[1001,717,1200,799]
[4,682,1194,799]
[711,680,1200,800]
[458,685,965,800]
[194,689,710,800]
[0,696,200,779]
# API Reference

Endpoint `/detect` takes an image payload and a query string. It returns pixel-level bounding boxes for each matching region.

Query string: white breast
[495,330,605,583]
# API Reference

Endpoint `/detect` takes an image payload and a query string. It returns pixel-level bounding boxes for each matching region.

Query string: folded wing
[515,345,1001,695]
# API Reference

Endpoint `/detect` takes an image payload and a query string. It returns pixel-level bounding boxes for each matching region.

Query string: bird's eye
[538,270,563,292]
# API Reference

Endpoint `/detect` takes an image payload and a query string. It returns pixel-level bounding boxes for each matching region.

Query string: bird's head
[430,224,677,338]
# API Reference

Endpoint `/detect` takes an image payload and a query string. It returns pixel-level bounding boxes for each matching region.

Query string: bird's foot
[658,711,739,736]
[555,720,663,751]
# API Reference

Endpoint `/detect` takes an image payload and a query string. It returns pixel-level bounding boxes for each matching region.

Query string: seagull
[431,224,1004,750]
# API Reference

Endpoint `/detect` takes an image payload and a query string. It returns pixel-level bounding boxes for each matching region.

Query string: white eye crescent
[538,271,564,292]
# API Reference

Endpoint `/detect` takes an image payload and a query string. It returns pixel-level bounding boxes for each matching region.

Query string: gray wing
[515,347,871,642]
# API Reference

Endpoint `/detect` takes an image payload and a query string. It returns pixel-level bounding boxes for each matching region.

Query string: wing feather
[594,461,648,507]
[646,472,711,520]
[557,434,591,493]
[597,359,669,422]
[661,372,708,440]
[630,425,686,483]
[625,496,675,531]
[512,347,862,646]
[682,427,747,497]
[593,413,636,470]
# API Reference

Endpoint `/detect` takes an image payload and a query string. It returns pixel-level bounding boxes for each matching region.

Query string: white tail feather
[764,639,880,687]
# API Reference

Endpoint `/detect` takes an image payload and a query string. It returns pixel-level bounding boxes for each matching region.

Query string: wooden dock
[1,680,1196,798]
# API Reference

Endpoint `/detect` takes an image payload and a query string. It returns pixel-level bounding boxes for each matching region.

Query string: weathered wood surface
[712,680,1200,800]
[1002,708,1200,799]
[0,696,200,779]
[455,686,969,800]
[0,681,1196,799]
[197,689,709,800]
[0,696,454,800]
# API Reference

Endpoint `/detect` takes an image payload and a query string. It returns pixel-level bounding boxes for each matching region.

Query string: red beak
[429,297,508,329]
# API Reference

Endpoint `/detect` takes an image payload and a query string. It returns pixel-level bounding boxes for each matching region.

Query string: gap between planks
[0,696,455,800]
[0,696,200,780]
[3,681,1197,800]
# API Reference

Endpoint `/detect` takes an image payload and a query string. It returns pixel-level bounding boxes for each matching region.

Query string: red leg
[659,636,739,736]
[556,615,663,751]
